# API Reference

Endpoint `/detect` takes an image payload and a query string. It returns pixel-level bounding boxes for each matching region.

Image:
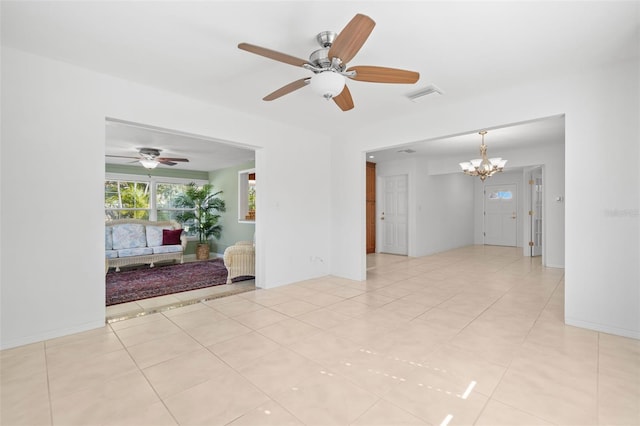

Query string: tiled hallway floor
[2,246,639,425]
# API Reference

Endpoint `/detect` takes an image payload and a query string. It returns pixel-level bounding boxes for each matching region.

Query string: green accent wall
[209,160,256,255]
[106,164,209,180]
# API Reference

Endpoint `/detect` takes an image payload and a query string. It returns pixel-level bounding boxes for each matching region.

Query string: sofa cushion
[105,226,113,250]
[162,229,182,245]
[146,225,171,248]
[105,249,119,259]
[117,247,153,258]
[112,224,147,250]
[152,245,183,254]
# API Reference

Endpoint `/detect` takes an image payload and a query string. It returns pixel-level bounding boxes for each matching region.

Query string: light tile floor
[2,246,639,425]
[105,280,256,323]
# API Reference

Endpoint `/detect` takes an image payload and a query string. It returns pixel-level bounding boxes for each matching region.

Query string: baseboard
[565,317,640,340]
[183,252,223,261]
[0,319,106,350]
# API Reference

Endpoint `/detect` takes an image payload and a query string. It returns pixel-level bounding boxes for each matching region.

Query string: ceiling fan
[238,13,420,111]
[106,148,189,169]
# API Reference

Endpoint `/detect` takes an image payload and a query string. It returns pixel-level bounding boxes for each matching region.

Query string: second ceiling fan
[238,13,420,111]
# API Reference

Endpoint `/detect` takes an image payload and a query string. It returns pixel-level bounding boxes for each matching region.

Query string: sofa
[106,219,187,272]
[223,241,255,284]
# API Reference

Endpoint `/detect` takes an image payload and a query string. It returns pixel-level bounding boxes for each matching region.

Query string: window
[238,169,256,222]
[105,174,207,236]
[105,180,151,220]
[488,190,513,200]
[156,182,192,222]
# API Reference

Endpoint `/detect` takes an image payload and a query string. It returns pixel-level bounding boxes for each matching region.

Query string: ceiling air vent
[397,148,416,154]
[407,85,444,103]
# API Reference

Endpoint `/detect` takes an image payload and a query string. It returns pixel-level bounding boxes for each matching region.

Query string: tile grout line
[109,319,183,426]
[43,341,55,426]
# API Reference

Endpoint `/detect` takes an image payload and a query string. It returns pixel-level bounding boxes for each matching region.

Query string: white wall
[376,158,474,257]
[0,47,331,349]
[330,58,639,339]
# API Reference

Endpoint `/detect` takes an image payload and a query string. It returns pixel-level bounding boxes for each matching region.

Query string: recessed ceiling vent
[397,148,416,154]
[407,84,444,103]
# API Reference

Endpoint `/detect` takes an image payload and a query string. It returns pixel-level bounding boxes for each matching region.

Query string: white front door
[484,184,517,246]
[381,175,408,255]
[529,169,543,256]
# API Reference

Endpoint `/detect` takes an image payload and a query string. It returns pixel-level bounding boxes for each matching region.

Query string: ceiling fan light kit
[310,71,346,99]
[238,13,420,111]
[459,131,507,181]
[139,159,159,169]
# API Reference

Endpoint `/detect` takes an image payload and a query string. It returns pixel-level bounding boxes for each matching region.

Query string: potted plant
[174,182,226,260]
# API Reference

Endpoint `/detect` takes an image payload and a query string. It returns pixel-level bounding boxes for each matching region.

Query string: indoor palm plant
[174,182,226,260]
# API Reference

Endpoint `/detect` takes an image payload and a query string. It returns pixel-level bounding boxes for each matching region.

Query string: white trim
[565,317,640,340]
[105,172,208,186]
[0,319,106,351]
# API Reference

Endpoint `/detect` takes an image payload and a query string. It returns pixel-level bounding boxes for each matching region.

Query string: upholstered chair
[223,241,255,284]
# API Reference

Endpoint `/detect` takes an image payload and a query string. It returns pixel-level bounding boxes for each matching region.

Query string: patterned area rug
[106,258,229,306]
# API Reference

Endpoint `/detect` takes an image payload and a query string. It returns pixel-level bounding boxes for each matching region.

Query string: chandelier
[459,131,507,181]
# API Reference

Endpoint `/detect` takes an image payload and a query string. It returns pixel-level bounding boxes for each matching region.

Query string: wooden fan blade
[328,14,375,65]
[347,66,419,84]
[158,160,177,166]
[333,85,354,111]
[157,157,189,162]
[238,43,310,67]
[263,78,310,101]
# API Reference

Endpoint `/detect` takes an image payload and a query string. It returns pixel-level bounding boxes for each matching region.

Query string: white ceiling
[2,1,637,170]
[105,119,255,172]
[367,114,566,164]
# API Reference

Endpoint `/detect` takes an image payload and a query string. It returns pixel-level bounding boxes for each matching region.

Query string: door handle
[512,213,517,219]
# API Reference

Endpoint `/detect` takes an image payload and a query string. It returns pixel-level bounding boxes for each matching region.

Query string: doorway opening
[364,114,564,277]
[104,118,258,322]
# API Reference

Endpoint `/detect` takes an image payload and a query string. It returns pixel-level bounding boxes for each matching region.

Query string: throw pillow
[163,229,182,245]
[146,225,169,247]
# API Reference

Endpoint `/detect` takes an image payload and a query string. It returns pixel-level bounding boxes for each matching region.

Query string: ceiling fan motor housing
[139,147,161,158]
[309,48,331,68]
[309,31,338,68]
[316,31,337,48]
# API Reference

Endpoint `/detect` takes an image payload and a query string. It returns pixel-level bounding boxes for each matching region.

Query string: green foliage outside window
[105,181,150,220]
[248,186,256,212]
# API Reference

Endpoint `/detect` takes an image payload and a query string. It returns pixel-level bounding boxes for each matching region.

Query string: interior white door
[484,183,517,246]
[381,175,408,255]
[529,169,543,256]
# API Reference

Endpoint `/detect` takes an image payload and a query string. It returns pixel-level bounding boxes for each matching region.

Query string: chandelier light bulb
[310,71,346,99]
[459,131,507,181]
